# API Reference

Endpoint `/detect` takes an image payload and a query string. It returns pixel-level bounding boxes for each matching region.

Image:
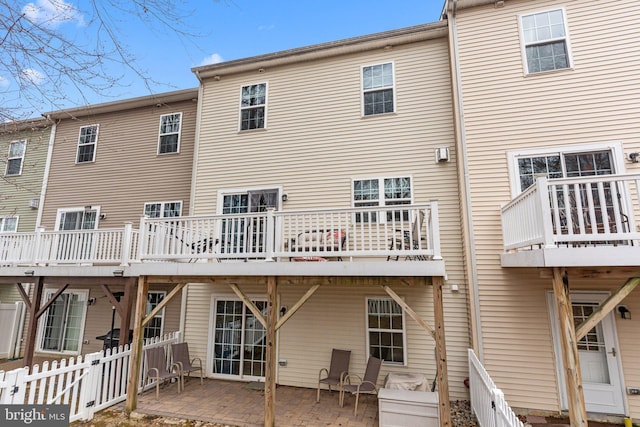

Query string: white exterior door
[547,291,626,415]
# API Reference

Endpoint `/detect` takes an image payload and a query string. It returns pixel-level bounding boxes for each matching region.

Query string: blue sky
[6,1,446,117]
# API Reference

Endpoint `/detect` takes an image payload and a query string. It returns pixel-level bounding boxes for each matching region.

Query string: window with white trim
[144,201,182,218]
[362,63,394,116]
[76,125,98,163]
[511,146,624,236]
[240,83,266,130]
[366,297,406,364]
[38,289,88,354]
[5,140,26,176]
[514,149,614,193]
[144,291,166,339]
[521,9,570,74]
[158,113,182,154]
[0,216,18,232]
[353,176,411,222]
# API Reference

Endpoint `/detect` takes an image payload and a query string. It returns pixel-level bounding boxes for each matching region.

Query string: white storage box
[378,388,440,427]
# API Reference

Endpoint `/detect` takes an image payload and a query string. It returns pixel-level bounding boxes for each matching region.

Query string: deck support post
[265,276,277,427]
[120,278,135,345]
[432,276,451,427]
[552,267,587,427]
[126,276,149,415]
[22,276,44,368]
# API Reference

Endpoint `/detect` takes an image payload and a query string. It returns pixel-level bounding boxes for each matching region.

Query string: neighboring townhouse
[1,88,198,363]
[184,20,471,410]
[0,118,51,358]
[446,0,640,422]
[0,118,51,234]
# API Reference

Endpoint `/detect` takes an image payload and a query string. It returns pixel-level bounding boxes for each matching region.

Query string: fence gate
[0,368,28,404]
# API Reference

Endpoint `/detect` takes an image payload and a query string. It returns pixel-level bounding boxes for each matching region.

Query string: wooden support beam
[264,276,277,427]
[432,276,451,427]
[539,267,640,280]
[229,283,267,329]
[23,277,44,368]
[383,285,436,339]
[576,277,639,341]
[16,283,31,311]
[552,268,587,427]
[101,284,125,318]
[35,284,69,319]
[120,279,135,345]
[142,282,187,328]
[126,276,149,415]
[275,284,320,331]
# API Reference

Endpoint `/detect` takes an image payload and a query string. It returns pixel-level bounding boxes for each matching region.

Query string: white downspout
[180,83,205,342]
[36,119,56,229]
[447,0,485,361]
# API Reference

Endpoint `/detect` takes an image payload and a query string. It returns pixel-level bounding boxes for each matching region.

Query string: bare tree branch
[0,0,220,120]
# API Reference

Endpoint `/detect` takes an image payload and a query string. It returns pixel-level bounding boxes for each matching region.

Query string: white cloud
[257,25,275,31]
[20,69,46,86]
[200,53,224,66]
[22,0,85,27]
[0,76,9,88]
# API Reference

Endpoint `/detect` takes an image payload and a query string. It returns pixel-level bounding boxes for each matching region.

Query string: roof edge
[192,21,448,80]
[0,117,50,133]
[43,87,199,120]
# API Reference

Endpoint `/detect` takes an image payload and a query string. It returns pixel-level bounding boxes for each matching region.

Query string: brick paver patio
[132,378,379,427]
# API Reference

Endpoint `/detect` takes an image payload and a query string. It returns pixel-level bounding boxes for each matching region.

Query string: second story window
[76,125,98,163]
[0,216,18,232]
[144,201,182,218]
[240,83,266,130]
[362,63,394,116]
[521,9,570,74]
[158,113,182,154]
[5,140,26,176]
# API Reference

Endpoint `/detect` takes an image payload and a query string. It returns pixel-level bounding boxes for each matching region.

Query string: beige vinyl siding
[0,123,51,232]
[184,277,470,399]
[40,99,196,230]
[0,284,23,304]
[193,39,457,213]
[455,0,640,414]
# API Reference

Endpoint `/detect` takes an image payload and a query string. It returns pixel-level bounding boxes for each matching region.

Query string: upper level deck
[0,204,446,278]
[501,175,640,267]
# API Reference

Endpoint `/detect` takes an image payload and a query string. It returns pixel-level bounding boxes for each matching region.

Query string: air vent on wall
[28,198,39,209]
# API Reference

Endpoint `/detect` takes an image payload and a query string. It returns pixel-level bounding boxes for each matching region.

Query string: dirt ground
[71,408,237,427]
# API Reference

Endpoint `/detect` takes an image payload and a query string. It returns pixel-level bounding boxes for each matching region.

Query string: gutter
[446,0,485,360]
[193,22,448,81]
[36,118,56,229]
[446,0,505,15]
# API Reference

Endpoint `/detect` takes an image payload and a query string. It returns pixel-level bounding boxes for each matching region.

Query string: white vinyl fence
[468,349,525,427]
[0,332,181,422]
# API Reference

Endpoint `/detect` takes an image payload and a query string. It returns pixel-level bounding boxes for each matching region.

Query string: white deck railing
[0,204,441,266]
[468,349,525,427]
[139,204,440,262]
[501,175,640,251]
[0,332,181,422]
